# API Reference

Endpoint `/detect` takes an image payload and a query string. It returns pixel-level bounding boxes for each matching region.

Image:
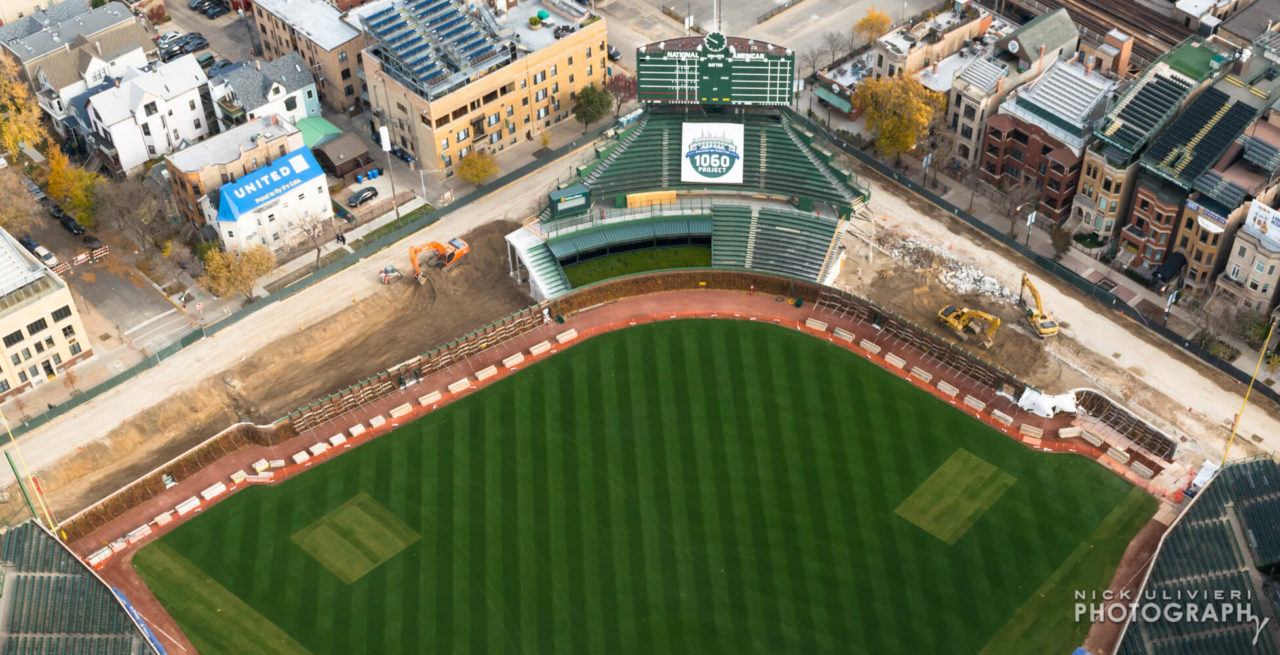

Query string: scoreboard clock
[636,32,795,106]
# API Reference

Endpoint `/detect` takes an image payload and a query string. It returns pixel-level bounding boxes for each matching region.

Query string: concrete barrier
[448,378,472,394]
[175,497,200,516]
[269,459,286,468]
[909,367,932,383]
[963,395,986,411]
[328,434,348,447]
[1081,431,1104,447]
[229,470,248,484]
[349,423,368,438]
[1019,424,1044,439]
[418,390,442,405]
[1131,461,1155,480]
[369,415,387,428]
[153,511,173,526]
[859,339,882,354]
[389,403,413,418]
[308,443,329,456]
[251,459,270,473]
[291,451,311,465]
[991,410,1014,425]
[556,329,578,344]
[475,365,498,381]
[199,482,227,501]
[833,327,854,342]
[502,353,526,368]
[884,353,906,369]
[126,525,152,544]
[1106,447,1131,464]
[530,340,552,355]
[804,318,829,332]
[1057,426,1082,439]
[937,381,959,397]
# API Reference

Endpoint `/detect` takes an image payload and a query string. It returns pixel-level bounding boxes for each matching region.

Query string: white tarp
[680,123,744,184]
[1017,388,1078,418]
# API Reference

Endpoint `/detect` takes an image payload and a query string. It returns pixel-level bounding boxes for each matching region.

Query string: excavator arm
[1019,274,1059,337]
[409,238,471,283]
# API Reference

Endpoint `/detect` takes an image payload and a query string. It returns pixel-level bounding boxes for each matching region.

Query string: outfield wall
[58,270,1184,548]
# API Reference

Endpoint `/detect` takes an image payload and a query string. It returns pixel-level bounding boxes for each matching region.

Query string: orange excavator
[409,238,469,284]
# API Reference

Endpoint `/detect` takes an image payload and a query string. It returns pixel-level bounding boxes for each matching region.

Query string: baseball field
[133,320,1154,654]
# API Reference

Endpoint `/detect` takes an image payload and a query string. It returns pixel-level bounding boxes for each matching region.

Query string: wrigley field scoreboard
[636,32,794,106]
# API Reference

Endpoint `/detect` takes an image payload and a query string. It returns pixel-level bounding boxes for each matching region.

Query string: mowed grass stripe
[138,321,1154,655]
[895,450,1017,545]
[134,542,311,655]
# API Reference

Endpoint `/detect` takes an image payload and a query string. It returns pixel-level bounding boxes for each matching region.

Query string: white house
[203,147,333,253]
[84,54,216,176]
[208,53,320,132]
[29,22,153,135]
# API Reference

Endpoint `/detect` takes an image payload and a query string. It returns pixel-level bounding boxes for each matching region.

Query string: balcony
[1122,223,1148,244]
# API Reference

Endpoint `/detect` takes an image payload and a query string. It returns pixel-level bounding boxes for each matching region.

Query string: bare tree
[823,31,851,67]
[800,47,824,78]
[0,169,43,234]
[294,212,330,271]
[96,178,166,250]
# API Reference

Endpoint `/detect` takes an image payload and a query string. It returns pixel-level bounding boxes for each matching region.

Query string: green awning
[296,117,343,148]
[814,87,851,114]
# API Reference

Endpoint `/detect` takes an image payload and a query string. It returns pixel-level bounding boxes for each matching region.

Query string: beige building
[946,8,1079,166]
[165,115,305,227]
[250,0,367,114]
[870,1,992,80]
[356,0,608,172]
[1215,200,1280,312]
[1,0,58,26]
[0,229,92,401]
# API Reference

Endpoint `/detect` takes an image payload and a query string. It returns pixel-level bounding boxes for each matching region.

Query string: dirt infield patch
[0,221,529,524]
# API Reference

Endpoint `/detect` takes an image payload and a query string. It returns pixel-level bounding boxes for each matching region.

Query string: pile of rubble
[887,238,1017,302]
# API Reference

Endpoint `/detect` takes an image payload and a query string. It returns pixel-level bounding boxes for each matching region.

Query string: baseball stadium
[4,31,1278,655]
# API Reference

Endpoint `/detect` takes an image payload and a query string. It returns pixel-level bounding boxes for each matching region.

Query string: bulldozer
[1019,273,1059,338]
[409,238,470,284]
[937,305,1001,348]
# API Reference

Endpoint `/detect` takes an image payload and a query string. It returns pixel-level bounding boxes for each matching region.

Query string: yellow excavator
[409,238,470,284]
[938,305,1001,348]
[1019,274,1059,338]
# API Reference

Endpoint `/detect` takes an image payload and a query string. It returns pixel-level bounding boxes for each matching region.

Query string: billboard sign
[680,122,744,184]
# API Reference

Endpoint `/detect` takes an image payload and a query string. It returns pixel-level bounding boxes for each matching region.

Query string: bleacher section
[584,111,864,212]
[1117,459,1280,654]
[0,522,153,655]
[711,206,840,281]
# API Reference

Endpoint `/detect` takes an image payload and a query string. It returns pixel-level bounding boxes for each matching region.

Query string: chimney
[114,78,120,88]
[931,62,939,74]
[272,114,279,125]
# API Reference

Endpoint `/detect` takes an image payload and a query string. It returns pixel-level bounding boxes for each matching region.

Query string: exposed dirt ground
[0,221,528,524]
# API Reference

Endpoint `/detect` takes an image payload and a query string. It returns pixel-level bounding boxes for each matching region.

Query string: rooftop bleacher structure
[363,0,508,99]
[1117,458,1280,654]
[0,521,153,655]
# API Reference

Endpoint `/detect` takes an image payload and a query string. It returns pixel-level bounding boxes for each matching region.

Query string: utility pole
[375,79,402,224]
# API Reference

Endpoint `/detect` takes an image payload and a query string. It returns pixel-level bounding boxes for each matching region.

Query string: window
[189,99,197,111]
[62,325,74,338]
[456,128,469,143]
[9,354,17,366]
[1256,261,1266,274]
[550,64,557,76]
[338,51,348,63]
[1238,246,1247,257]
[0,380,9,393]
[21,348,30,361]
[440,137,449,152]
[143,102,157,116]
[344,85,354,97]
[33,341,42,354]
[536,107,548,119]
[342,68,352,80]
[960,125,972,139]
[489,132,500,144]
[52,306,71,322]
[3,331,21,348]
[285,96,298,111]
[522,97,529,106]
[194,118,202,130]
[533,71,546,84]
[963,105,976,120]
[51,353,60,366]
[487,114,500,126]
[17,371,26,384]
[26,319,46,336]
[69,342,81,356]
[535,89,547,102]
[307,89,314,99]
[506,105,514,117]
[142,123,151,136]
[568,56,574,65]
[552,83,559,94]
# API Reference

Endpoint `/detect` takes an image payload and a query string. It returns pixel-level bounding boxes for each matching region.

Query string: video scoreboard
[636,32,794,107]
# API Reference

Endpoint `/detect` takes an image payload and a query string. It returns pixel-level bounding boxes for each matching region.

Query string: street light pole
[375,79,402,223]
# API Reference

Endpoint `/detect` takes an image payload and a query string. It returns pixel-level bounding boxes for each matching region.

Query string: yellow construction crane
[1019,274,1059,338]
[938,305,1001,348]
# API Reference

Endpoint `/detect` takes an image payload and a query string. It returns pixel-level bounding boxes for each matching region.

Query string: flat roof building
[250,0,368,114]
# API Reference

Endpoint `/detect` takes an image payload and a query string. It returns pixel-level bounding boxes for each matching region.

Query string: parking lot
[161,0,258,65]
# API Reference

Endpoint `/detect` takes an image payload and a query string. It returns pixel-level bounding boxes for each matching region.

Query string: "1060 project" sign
[681,122,744,184]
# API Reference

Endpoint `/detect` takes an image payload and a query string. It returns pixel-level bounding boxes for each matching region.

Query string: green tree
[199,245,276,300]
[456,151,499,185]
[572,84,613,132]
[851,76,944,159]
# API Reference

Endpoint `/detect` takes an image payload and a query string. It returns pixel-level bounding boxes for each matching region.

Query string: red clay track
[74,289,1166,654]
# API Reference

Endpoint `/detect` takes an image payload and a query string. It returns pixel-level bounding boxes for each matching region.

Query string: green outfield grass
[562,245,711,287]
[134,320,1154,655]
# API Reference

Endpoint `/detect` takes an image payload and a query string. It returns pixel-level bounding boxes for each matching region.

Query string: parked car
[389,147,416,164]
[59,217,85,236]
[156,31,182,48]
[204,4,230,18]
[81,235,102,250]
[189,0,218,11]
[607,45,622,61]
[47,205,68,221]
[18,235,38,253]
[33,245,58,268]
[196,53,216,70]
[187,0,208,7]
[347,186,379,208]
[180,36,210,53]
[207,60,241,77]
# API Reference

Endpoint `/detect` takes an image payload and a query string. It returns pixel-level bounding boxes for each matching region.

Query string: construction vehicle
[409,238,470,284]
[379,265,403,284]
[1019,274,1059,338]
[937,305,1001,348]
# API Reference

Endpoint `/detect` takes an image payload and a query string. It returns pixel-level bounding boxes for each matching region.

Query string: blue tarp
[217,147,325,223]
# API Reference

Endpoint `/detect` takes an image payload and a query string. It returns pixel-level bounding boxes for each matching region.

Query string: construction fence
[785,109,1280,411]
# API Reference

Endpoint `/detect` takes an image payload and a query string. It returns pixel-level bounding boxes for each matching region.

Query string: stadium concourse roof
[1117,458,1280,654]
